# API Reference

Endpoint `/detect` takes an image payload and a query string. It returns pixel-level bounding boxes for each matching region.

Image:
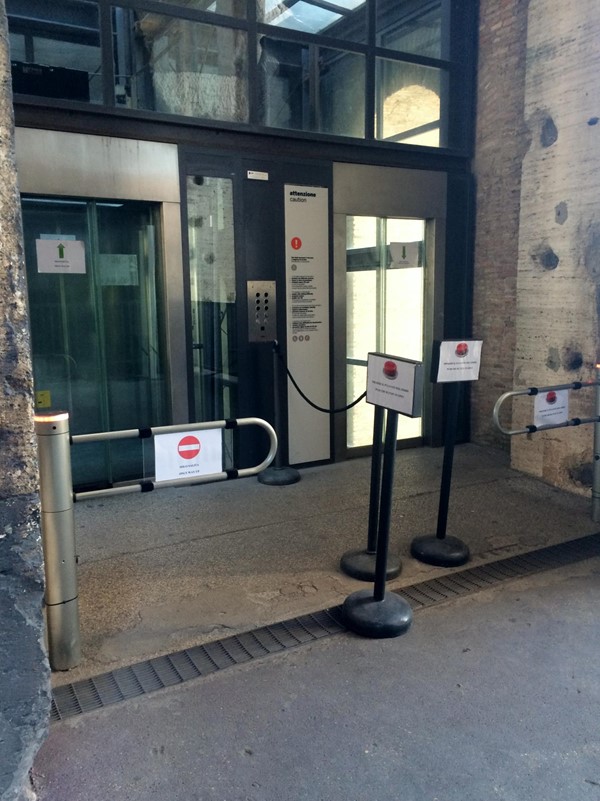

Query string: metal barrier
[492,373,600,522]
[72,417,278,501]
[35,413,277,670]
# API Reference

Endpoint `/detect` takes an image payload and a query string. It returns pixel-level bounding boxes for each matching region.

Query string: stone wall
[473,1,600,495]
[0,4,50,798]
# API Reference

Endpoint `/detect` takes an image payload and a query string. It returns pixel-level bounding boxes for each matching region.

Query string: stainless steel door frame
[332,163,447,458]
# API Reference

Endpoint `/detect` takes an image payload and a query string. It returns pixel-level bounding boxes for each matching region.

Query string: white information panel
[435,340,483,383]
[366,353,423,417]
[533,389,569,427]
[36,238,86,274]
[285,185,330,463]
[154,429,222,482]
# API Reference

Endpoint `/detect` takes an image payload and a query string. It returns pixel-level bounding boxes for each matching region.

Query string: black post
[410,382,470,567]
[340,404,401,581]
[342,410,413,638]
[258,341,301,485]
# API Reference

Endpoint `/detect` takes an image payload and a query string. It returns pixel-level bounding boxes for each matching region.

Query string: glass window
[7,0,102,103]
[112,7,248,121]
[376,58,446,146]
[346,216,425,449]
[258,38,365,137]
[148,0,246,18]
[258,0,366,43]
[376,0,448,60]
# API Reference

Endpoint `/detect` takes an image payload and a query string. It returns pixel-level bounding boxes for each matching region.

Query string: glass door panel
[346,215,424,449]
[186,175,237,467]
[22,197,168,488]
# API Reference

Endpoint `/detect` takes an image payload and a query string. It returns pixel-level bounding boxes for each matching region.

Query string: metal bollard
[34,411,81,670]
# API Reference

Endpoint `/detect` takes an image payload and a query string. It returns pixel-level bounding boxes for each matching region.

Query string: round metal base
[342,588,413,639]
[410,534,470,567]
[258,466,301,486]
[339,549,402,582]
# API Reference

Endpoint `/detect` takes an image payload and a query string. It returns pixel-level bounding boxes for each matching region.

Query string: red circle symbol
[383,360,398,379]
[546,391,557,405]
[178,435,201,460]
[455,342,469,358]
[291,237,302,250]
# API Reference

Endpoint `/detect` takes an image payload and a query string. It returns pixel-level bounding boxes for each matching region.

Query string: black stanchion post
[258,340,301,485]
[342,410,413,638]
[340,404,401,581]
[410,382,470,566]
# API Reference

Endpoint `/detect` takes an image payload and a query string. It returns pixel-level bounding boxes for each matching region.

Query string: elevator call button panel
[247,280,276,342]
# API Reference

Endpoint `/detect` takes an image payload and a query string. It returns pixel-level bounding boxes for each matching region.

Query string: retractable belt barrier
[492,374,600,523]
[34,412,277,670]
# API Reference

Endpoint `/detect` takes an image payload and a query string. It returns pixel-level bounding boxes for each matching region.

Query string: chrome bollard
[34,411,81,670]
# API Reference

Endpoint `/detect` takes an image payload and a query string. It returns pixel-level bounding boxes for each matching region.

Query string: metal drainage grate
[51,532,600,723]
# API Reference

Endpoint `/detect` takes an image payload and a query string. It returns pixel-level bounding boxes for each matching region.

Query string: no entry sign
[178,435,201,460]
[154,429,222,482]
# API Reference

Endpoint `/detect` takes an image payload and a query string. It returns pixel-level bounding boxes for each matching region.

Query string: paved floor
[55,444,597,684]
[32,444,600,800]
[34,557,600,801]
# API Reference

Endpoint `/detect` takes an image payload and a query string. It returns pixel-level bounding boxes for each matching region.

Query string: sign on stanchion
[410,340,482,568]
[342,353,422,639]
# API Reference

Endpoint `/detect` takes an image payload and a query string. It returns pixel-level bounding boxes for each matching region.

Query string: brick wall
[471,0,530,449]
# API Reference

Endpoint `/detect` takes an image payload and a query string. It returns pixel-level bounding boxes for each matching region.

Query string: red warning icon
[178,435,201,460]
[291,237,302,250]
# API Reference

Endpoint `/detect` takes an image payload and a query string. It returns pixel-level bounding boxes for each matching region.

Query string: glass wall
[8,0,473,153]
[346,215,425,449]
[22,196,168,489]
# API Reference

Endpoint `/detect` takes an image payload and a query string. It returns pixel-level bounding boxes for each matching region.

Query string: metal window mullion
[99,1,115,108]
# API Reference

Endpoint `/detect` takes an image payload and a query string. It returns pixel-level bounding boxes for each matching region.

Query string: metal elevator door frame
[332,163,447,459]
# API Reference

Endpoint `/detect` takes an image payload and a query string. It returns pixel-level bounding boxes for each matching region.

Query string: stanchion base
[342,588,412,639]
[410,534,470,567]
[339,549,402,582]
[258,466,301,486]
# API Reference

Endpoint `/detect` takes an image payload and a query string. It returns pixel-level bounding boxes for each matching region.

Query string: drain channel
[51,532,600,723]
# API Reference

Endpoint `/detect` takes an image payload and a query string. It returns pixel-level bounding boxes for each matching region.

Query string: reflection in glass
[376,0,448,60]
[258,38,364,137]
[258,0,366,42]
[112,8,248,121]
[346,216,424,448]
[149,0,246,17]
[8,0,102,103]
[186,176,237,466]
[376,58,444,146]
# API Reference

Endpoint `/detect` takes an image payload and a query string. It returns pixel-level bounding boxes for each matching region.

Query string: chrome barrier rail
[492,374,600,523]
[493,380,600,435]
[35,413,277,669]
[72,417,278,501]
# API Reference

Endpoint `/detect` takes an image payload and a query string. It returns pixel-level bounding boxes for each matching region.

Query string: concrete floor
[34,557,600,801]
[52,444,598,685]
[32,443,600,801]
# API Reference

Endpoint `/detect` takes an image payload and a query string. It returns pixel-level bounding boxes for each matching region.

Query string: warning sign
[154,429,222,482]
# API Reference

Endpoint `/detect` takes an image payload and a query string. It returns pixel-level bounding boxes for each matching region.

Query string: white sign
[366,353,423,417]
[154,429,222,482]
[435,340,483,383]
[285,184,330,464]
[534,389,569,427]
[389,241,420,269]
[36,238,86,274]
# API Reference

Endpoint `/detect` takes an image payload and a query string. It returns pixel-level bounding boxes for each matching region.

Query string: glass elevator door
[22,196,168,489]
